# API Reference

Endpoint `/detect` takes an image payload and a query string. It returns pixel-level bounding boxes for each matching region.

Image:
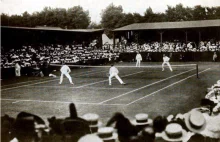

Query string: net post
[196,64,199,79]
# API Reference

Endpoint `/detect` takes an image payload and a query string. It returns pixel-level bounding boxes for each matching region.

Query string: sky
[0,0,220,23]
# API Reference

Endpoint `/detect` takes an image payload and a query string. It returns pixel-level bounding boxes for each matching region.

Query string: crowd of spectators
[1,39,219,71]
[114,40,220,53]
[1,44,120,69]
[1,80,220,142]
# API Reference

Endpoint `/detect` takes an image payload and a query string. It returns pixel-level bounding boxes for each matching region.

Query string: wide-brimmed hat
[131,113,153,126]
[184,109,206,133]
[97,127,118,142]
[161,123,187,142]
[78,134,103,142]
[82,113,102,133]
[200,113,220,139]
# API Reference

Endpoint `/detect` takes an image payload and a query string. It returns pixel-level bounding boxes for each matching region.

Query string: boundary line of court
[1,70,107,91]
[50,64,196,68]
[125,68,211,106]
[1,98,125,106]
[72,71,144,88]
[99,68,196,104]
[1,69,104,87]
[23,86,132,90]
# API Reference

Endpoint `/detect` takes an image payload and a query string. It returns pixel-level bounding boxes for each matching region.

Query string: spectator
[213,52,218,62]
[15,61,21,77]
[106,112,138,142]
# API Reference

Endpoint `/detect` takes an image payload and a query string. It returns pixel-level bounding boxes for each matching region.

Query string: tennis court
[1,62,220,125]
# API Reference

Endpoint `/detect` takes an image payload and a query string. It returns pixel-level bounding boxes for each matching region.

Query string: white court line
[126,68,211,106]
[23,86,132,90]
[1,98,124,106]
[1,69,103,87]
[99,68,196,104]
[51,64,196,68]
[1,70,107,91]
[72,71,144,89]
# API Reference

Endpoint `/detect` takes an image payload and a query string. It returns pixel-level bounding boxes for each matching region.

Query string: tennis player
[162,54,173,72]
[109,65,126,86]
[136,51,142,67]
[59,62,74,85]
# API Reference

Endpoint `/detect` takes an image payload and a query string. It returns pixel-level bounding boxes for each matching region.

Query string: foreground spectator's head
[161,123,187,142]
[78,134,103,142]
[131,113,153,132]
[153,115,168,133]
[138,126,155,142]
[184,109,206,134]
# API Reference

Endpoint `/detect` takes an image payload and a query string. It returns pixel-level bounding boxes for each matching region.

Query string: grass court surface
[1,62,220,125]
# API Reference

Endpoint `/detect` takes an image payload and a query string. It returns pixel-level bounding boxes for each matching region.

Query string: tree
[66,6,90,29]
[133,13,144,23]
[192,5,207,20]
[1,13,10,26]
[101,3,124,29]
[88,22,102,29]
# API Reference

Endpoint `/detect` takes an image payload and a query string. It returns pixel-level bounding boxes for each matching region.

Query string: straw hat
[184,110,206,133]
[97,127,118,142]
[131,113,153,126]
[78,134,103,142]
[82,113,102,133]
[161,123,187,142]
[200,113,220,139]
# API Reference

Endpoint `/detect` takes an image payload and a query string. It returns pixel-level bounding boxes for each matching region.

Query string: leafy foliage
[1,6,90,29]
[1,4,220,30]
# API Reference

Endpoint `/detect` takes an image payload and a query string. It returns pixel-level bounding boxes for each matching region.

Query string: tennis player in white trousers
[162,54,173,72]
[59,63,74,85]
[136,52,142,67]
[109,65,126,86]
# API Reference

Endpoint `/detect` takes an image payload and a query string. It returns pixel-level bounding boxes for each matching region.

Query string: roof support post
[160,32,163,44]
[198,31,201,43]
[113,32,115,49]
[185,31,188,43]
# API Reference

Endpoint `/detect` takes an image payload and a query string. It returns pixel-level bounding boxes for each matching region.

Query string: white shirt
[136,53,142,61]
[163,56,170,62]
[109,66,119,75]
[15,63,21,70]
[60,65,71,73]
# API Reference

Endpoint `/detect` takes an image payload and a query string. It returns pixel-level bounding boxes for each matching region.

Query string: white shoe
[121,83,126,85]
[109,84,111,86]
[70,83,74,85]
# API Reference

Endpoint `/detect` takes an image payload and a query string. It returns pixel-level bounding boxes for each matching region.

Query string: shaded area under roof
[113,19,220,31]
[1,26,104,33]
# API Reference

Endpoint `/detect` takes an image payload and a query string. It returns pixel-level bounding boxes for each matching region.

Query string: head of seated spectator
[1,114,15,141]
[12,115,37,141]
[48,116,65,135]
[200,98,217,115]
[153,115,168,133]
[137,126,155,142]
[161,123,188,142]
[78,134,103,142]
[131,113,153,132]
[106,112,138,141]
[183,109,220,141]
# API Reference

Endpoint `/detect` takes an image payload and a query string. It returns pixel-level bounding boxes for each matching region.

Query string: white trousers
[162,62,173,71]
[60,72,73,84]
[136,60,141,67]
[109,73,124,85]
[15,69,21,77]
